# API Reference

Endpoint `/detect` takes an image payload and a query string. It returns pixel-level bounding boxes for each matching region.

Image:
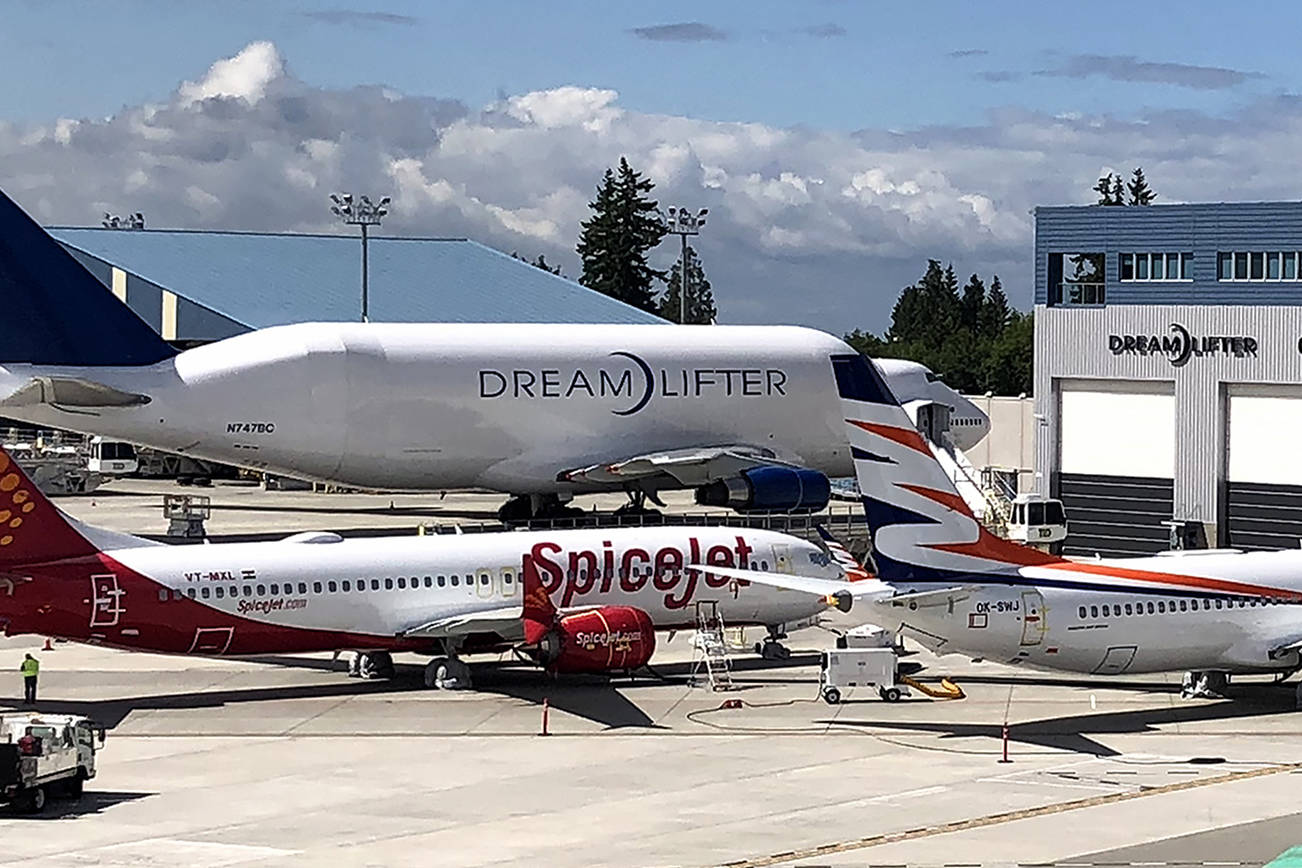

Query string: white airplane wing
[685,563,973,613]
[401,605,525,641]
[559,445,795,487]
[0,376,151,409]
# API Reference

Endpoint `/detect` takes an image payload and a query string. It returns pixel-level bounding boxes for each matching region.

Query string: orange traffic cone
[41,638,52,651]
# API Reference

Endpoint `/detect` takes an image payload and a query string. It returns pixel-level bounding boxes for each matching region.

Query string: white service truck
[0,713,104,813]
[818,647,908,704]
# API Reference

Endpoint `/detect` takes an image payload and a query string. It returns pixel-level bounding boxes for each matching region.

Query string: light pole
[330,192,390,322]
[663,206,707,324]
[102,212,145,230]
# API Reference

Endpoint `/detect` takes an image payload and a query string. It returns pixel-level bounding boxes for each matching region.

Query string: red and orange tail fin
[521,553,558,644]
[0,447,97,567]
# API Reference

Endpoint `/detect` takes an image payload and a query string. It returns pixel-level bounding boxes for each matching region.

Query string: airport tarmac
[1,482,1299,867]
[2,628,1302,868]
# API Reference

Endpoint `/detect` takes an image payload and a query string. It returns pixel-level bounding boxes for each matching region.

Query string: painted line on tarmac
[719,760,1302,868]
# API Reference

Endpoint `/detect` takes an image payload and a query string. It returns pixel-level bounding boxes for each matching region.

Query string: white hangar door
[1225,390,1302,550]
[1057,381,1175,558]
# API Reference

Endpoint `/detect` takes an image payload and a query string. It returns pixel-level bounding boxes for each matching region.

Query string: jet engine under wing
[1269,634,1302,661]
[559,445,793,488]
[401,605,525,642]
[0,376,151,409]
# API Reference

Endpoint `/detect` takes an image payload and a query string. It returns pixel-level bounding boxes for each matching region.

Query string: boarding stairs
[689,601,735,691]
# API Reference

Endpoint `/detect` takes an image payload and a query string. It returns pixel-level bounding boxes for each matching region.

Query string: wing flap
[560,444,788,487]
[402,605,524,641]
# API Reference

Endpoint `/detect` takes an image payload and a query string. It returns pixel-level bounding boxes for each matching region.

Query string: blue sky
[3,2,1301,331]
[5,1,1290,131]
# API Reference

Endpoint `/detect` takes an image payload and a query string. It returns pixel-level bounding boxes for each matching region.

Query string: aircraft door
[1092,645,1137,675]
[1019,590,1046,646]
[475,568,495,599]
[89,574,126,629]
[772,545,793,574]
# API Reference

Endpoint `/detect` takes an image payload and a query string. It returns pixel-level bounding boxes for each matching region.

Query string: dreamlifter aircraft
[695,355,1302,699]
[0,190,986,519]
[0,446,841,688]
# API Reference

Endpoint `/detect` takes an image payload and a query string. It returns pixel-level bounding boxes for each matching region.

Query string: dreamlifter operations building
[1033,202,1302,557]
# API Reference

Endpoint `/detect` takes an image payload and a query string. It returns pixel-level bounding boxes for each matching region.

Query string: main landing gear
[349,651,396,680]
[423,655,472,690]
[498,494,585,522]
[754,626,792,661]
[1182,670,1230,699]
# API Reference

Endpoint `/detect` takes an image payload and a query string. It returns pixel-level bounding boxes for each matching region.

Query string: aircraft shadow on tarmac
[822,684,1302,757]
[1,790,152,820]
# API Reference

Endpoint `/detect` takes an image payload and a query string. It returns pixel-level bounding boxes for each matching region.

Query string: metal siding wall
[1035,203,1302,306]
[1036,303,1302,544]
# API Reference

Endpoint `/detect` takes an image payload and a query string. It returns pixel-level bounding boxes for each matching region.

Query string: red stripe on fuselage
[1044,560,1302,602]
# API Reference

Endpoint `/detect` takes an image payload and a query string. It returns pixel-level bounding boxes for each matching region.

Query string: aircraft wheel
[423,657,448,689]
[359,651,394,680]
[822,687,841,705]
[18,786,46,814]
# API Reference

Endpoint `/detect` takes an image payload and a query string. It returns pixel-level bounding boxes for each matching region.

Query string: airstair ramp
[690,601,734,691]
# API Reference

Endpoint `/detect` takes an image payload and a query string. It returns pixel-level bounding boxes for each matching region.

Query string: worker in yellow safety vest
[19,654,38,705]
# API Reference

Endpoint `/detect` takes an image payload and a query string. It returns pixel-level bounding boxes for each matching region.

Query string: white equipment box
[818,647,907,704]
[837,623,895,649]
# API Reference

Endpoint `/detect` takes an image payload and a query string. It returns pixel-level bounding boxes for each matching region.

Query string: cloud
[1036,54,1263,90]
[797,23,845,38]
[629,22,728,42]
[975,70,1020,83]
[7,41,1302,332]
[301,9,420,27]
[948,49,989,58]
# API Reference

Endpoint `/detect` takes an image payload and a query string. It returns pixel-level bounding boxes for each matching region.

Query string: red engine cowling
[536,606,656,673]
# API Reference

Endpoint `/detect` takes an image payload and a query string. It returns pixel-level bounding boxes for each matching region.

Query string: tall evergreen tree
[960,273,986,331]
[656,245,717,324]
[979,275,1011,338]
[576,157,667,312]
[1094,173,1116,205]
[1110,174,1125,205]
[1127,166,1156,205]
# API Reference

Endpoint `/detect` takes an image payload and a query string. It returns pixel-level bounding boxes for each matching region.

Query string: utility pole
[329,192,390,322]
[662,207,708,324]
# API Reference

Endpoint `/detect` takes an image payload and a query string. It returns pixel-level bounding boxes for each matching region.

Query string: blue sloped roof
[47,228,663,327]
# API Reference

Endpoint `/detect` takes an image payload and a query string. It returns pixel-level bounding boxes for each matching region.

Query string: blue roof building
[49,228,662,344]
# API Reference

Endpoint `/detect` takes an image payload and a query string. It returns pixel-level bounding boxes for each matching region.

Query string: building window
[1051,252,1106,306]
[1219,251,1301,281]
[1120,253,1191,282]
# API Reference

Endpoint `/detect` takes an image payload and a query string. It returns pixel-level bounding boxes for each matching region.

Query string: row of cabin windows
[159,572,512,602]
[1077,596,1285,620]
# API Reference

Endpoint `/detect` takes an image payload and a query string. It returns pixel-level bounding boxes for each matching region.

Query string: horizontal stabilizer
[561,444,790,487]
[1,376,151,409]
[402,605,524,641]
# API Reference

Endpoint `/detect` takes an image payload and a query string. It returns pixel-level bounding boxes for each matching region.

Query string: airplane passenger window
[257,585,267,596]
[1090,605,1098,618]
[1146,602,1155,614]
[1102,605,1110,617]
[503,573,513,584]
[342,581,351,592]
[398,578,407,589]
[187,588,196,599]
[328,581,337,592]
[270,584,279,595]
[158,589,168,602]
[201,587,210,599]
[173,590,184,601]
[313,582,322,594]
[1239,599,1247,608]
[437,576,446,587]
[761,561,769,570]
[451,576,459,586]
[424,577,433,588]
[1215,598,1223,609]
[1157,601,1166,613]
[215,587,224,599]
[385,579,394,590]
[1203,599,1210,610]
[1078,606,1086,619]
[371,580,380,591]
[1125,603,1133,615]
[1179,600,1187,612]
[481,574,489,586]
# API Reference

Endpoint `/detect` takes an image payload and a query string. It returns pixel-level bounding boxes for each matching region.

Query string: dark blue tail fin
[0,189,177,366]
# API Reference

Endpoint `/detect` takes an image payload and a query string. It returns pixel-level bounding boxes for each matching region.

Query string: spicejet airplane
[0,189,987,519]
[0,445,841,689]
[695,355,1302,698]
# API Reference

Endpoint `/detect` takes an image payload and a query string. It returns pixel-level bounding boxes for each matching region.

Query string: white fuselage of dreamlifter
[0,323,987,494]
